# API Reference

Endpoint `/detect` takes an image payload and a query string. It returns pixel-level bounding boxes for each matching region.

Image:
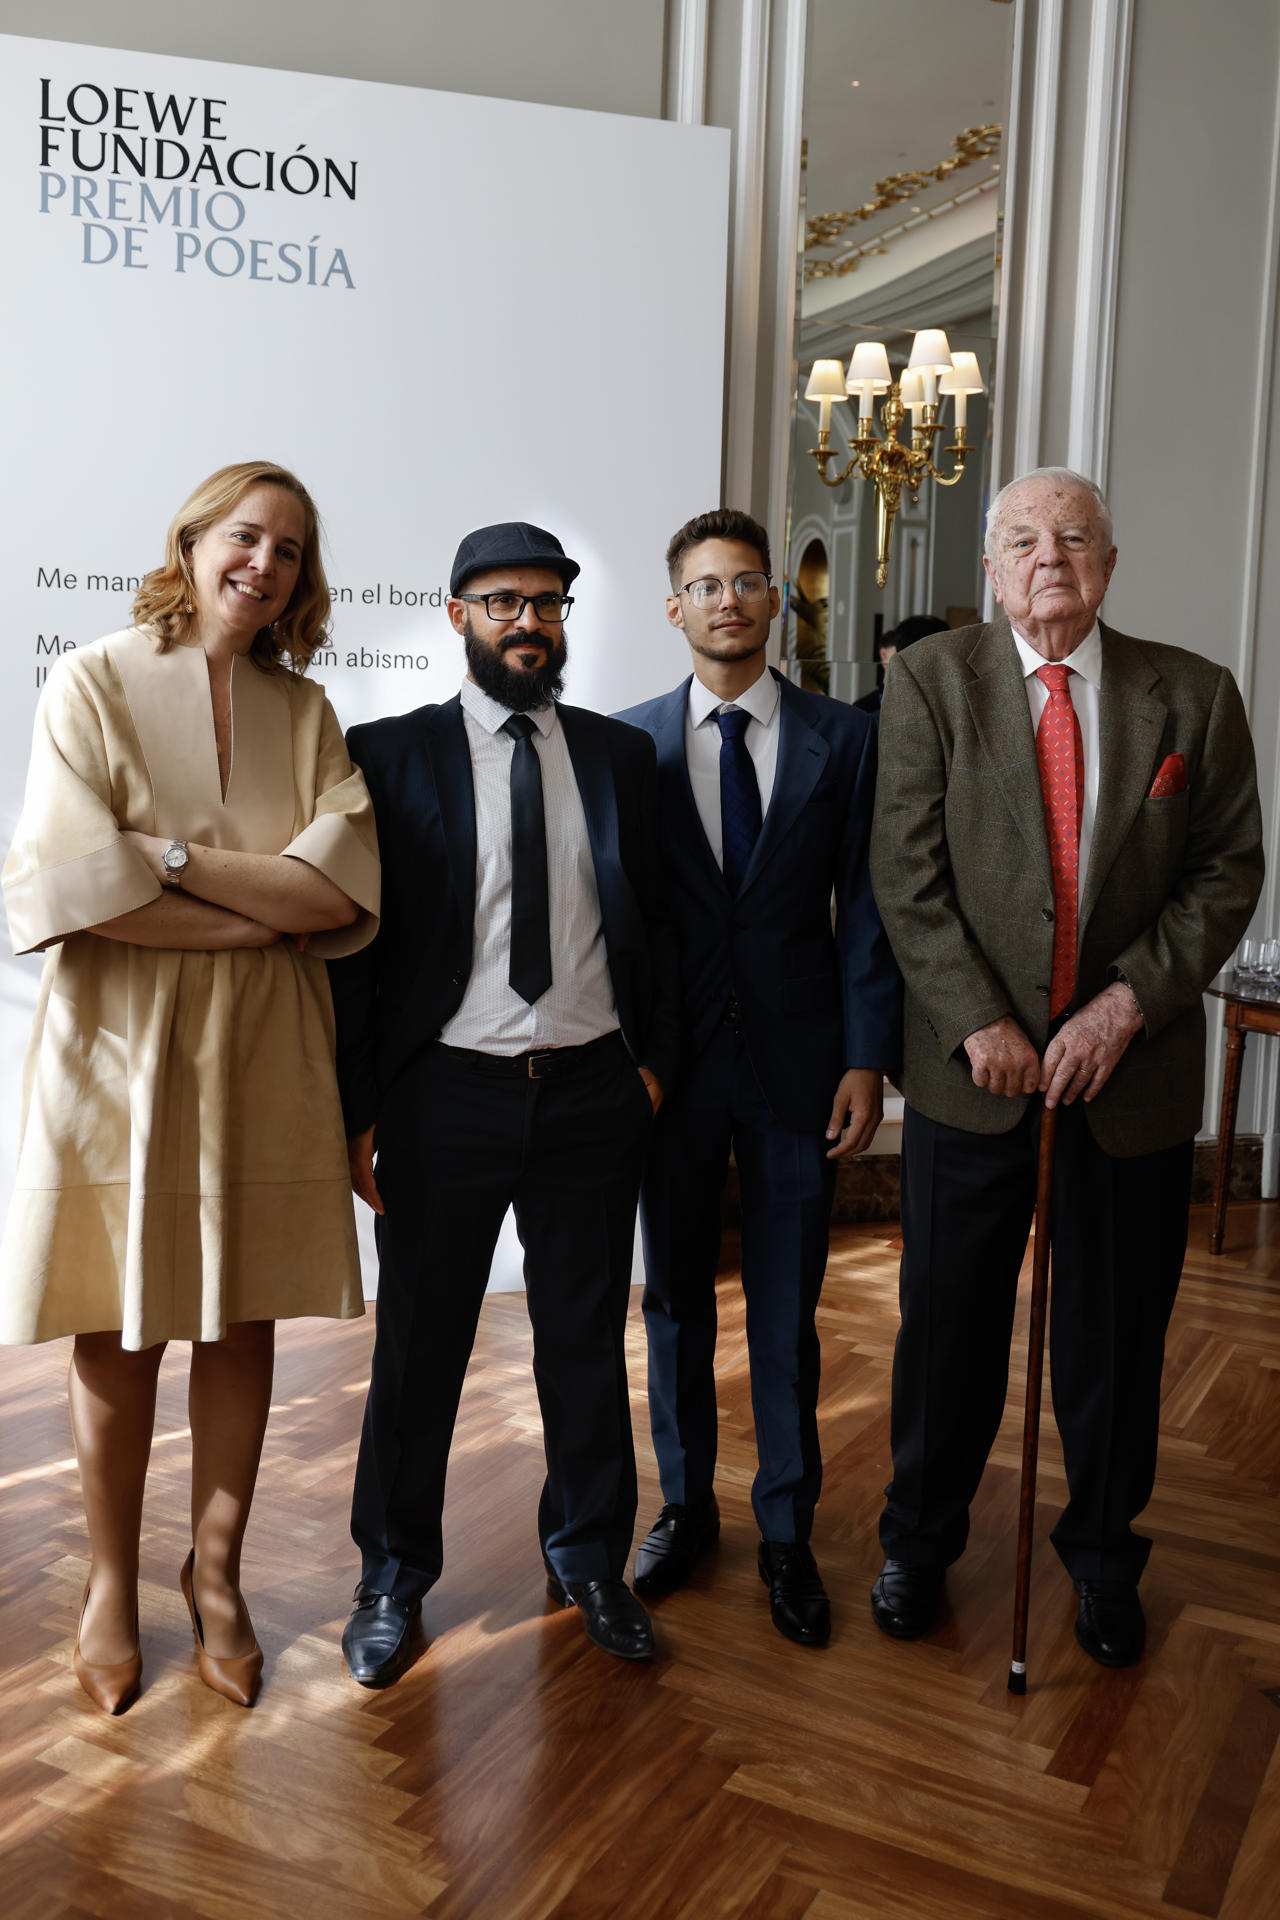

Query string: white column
[671,0,709,126]
[1066,0,1134,489]
[724,0,771,507]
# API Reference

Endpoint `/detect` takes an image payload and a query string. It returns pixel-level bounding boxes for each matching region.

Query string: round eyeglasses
[458,591,573,623]
[679,572,772,610]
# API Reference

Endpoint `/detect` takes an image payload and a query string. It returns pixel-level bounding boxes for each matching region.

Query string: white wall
[997,0,1280,1173]
[0,0,668,119]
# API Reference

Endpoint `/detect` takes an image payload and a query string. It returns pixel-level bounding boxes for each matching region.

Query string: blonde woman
[1,461,380,1712]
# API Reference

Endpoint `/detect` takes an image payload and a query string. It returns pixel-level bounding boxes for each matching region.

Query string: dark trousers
[351,1033,653,1603]
[638,1025,836,1543]
[880,1100,1194,1583]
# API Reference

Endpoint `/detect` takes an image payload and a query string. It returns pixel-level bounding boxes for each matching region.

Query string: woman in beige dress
[0,461,380,1713]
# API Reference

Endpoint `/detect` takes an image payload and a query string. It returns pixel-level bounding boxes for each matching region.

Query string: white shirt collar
[1010,623,1103,688]
[688,665,780,729]
[460,676,557,737]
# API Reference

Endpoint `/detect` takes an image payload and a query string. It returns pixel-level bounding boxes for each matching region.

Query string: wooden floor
[1,1202,1278,1919]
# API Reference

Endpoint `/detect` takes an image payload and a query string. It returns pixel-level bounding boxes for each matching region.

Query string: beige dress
[0,627,381,1350]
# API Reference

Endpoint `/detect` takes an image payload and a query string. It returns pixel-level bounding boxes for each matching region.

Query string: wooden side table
[1206,972,1280,1254]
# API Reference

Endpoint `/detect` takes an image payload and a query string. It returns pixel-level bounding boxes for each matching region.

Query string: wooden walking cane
[1008,1100,1058,1695]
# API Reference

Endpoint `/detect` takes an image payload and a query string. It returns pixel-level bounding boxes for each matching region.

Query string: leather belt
[436,1030,624,1081]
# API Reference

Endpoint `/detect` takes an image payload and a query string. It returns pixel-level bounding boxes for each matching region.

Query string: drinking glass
[1259,937,1280,981]
[1237,936,1262,977]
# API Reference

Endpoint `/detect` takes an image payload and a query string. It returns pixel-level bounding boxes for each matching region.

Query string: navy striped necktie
[716,706,762,893]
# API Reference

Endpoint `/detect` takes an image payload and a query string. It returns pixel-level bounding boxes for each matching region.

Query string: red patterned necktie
[1035,663,1084,1017]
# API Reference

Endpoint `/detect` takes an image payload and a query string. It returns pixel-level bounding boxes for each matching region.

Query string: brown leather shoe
[73,1580,142,1716]
[180,1550,263,1708]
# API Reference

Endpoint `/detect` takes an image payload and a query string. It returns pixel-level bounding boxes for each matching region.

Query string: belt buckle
[527,1048,556,1080]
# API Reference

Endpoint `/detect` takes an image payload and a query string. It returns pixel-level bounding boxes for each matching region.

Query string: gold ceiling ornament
[804,330,985,589]
[804,124,1001,264]
[806,170,1000,281]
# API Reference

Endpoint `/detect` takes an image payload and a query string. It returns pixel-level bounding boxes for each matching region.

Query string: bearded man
[328,521,678,1683]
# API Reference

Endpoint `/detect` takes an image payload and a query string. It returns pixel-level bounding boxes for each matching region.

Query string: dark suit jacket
[615,669,901,1134]
[870,616,1264,1155]
[328,694,681,1139]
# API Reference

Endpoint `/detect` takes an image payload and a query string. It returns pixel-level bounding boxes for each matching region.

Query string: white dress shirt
[439,678,618,1055]
[684,666,781,869]
[1011,624,1102,890]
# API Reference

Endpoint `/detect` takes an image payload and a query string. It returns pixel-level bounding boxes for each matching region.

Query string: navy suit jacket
[615,669,901,1133]
[328,695,681,1140]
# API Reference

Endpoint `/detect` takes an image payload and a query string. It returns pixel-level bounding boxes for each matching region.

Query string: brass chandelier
[804,329,985,588]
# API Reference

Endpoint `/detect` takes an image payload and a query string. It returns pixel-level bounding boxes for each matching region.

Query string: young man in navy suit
[616,508,901,1645]
[329,522,679,1684]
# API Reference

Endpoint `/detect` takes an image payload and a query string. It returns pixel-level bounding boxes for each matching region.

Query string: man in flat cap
[329,522,679,1683]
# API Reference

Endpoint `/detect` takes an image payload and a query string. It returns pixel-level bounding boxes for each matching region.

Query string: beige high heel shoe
[180,1550,263,1708]
[73,1580,142,1715]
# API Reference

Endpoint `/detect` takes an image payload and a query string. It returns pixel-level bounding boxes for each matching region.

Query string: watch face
[163,845,188,872]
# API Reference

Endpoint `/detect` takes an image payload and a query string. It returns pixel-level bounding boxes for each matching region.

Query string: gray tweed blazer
[870,615,1264,1155]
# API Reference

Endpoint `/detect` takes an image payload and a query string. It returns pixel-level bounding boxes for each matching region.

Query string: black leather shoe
[1074,1580,1145,1667]
[633,1496,721,1596]
[870,1559,944,1639]
[546,1573,655,1660]
[758,1540,830,1647]
[341,1584,422,1688]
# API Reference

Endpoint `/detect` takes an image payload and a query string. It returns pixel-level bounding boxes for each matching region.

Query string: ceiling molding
[804,125,1002,280]
[799,232,998,357]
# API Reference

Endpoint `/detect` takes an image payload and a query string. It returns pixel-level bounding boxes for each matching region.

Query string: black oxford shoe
[870,1559,944,1640]
[1074,1580,1145,1667]
[758,1540,831,1647]
[546,1573,655,1660]
[632,1495,721,1596]
[342,1585,422,1689]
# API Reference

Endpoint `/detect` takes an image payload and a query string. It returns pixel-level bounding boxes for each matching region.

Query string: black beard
[463,622,567,711]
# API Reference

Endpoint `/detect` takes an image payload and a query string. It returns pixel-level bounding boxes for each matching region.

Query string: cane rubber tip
[1008,1667,1027,1695]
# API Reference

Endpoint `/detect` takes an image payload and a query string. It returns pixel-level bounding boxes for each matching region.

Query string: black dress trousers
[351,1033,653,1603]
[639,1023,835,1544]
[879,1098,1194,1583]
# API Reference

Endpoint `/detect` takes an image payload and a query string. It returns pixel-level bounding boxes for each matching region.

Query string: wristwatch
[161,840,190,887]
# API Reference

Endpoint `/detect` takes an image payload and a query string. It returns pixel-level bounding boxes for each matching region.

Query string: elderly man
[329,522,679,1682]
[869,467,1262,1666]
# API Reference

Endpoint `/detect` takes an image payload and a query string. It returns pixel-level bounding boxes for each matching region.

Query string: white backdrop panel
[0,36,730,1288]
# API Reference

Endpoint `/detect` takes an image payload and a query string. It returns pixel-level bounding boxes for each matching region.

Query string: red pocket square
[1148,752,1186,798]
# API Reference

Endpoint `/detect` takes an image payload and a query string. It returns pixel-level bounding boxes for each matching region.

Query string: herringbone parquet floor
[1,1201,1277,1918]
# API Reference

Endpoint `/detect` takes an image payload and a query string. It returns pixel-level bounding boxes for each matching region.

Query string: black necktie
[503,714,552,1004]
[716,707,762,893]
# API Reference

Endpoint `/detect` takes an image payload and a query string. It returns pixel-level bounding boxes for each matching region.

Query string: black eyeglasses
[458,591,573,623]
[679,572,772,610]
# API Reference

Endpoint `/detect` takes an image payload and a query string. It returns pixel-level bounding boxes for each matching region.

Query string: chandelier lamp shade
[803,329,985,588]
